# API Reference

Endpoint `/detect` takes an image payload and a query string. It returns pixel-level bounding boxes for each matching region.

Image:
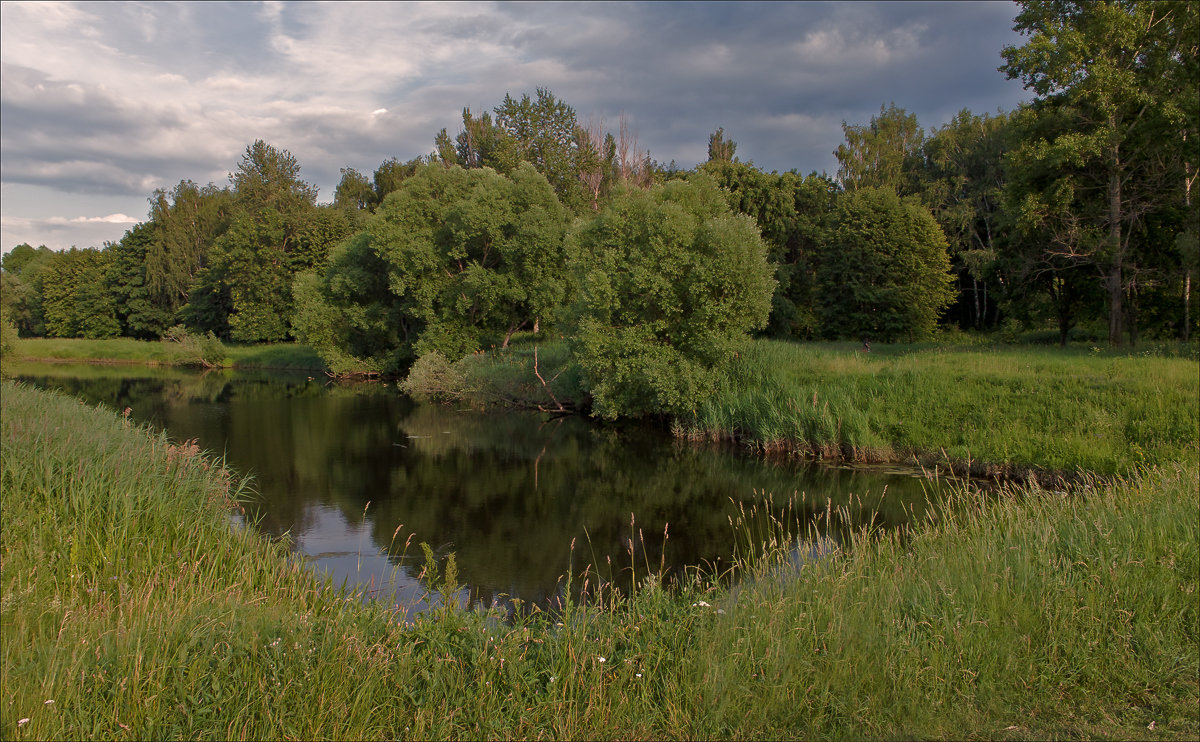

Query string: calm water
[13,362,956,616]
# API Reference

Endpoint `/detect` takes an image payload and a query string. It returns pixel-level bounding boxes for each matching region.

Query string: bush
[399,351,468,403]
[163,325,227,368]
[0,305,19,363]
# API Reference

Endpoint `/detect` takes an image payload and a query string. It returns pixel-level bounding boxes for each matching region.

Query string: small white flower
[693,601,710,607]
[635,673,642,678]
[597,656,606,663]
[44,700,54,705]
[17,719,29,727]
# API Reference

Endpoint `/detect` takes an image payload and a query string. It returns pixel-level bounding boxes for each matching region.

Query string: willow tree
[569,173,775,419]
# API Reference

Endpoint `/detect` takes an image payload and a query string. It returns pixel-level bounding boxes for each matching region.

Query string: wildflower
[44,700,54,705]
[693,601,710,607]
[18,718,30,726]
[635,673,643,678]
[597,656,606,663]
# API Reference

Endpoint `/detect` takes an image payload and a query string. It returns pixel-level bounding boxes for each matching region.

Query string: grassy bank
[7,337,327,372]
[2,380,1197,739]
[428,337,1198,479]
[682,340,1199,478]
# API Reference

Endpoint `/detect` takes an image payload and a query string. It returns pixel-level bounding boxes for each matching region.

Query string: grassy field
[7,336,327,371]
[2,380,1197,740]
[683,339,1200,477]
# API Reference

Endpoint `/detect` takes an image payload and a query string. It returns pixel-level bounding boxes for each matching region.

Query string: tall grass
[3,380,1197,739]
[684,340,1199,477]
[689,464,1199,739]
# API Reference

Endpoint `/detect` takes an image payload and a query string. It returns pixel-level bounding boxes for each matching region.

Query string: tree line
[3,1,1196,373]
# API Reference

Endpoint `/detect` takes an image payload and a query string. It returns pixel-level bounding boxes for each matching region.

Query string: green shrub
[0,305,19,361]
[163,326,227,368]
[399,350,468,403]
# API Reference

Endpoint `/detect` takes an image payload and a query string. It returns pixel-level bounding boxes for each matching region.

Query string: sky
[0,0,1032,255]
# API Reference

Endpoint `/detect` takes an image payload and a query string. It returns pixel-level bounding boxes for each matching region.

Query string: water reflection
[12,362,954,615]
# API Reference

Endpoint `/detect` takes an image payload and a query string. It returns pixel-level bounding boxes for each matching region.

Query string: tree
[920,109,1016,330]
[195,140,348,342]
[297,163,572,371]
[107,222,174,339]
[702,160,837,337]
[333,167,377,215]
[569,173,775,419]
[493,88,588,210]
[1000,0,1199,345]
[707,127,738,163]
[835,103,926,196]
[230,139,318,213]
[1,244,54,336]
[146,180,232,317]
[41,248,121,339]
[816,188,956,342]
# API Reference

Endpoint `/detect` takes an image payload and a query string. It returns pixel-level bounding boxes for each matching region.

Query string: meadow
[2,362,1197,739]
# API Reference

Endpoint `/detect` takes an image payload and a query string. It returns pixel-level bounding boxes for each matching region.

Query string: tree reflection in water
[15,362,959,617]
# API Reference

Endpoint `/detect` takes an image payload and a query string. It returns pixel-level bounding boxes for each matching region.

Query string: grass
[8,337,327,372]
[681,339,1200,478]
[2,379,1197,739]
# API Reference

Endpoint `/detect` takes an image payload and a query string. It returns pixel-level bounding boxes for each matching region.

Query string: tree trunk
[1107,265,1124,346]
[1184,271,1192,343]
[972,276,981,330]
[1126,283,1139,347]
[1107,156,1125,346]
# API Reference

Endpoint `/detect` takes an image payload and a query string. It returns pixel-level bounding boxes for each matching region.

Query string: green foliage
[569,174,775,419]
[303,163,572,372]
[835,102,926,196]
[1,243,55,336]
[163,325,228,368]
[702,161,837,338]
[40,248,121,339]
[817,188,956,342]
[399,351,468,402]
[146,180,233,315]
[1000,0,1198,345]
[493,88,587,211]
[0,304,18,361]
[192,142,353,343]
[106,222,175,339]
[707,127,737,163]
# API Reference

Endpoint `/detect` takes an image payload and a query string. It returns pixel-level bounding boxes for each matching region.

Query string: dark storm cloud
[488,1,1029,173]
[1,1,1033,252]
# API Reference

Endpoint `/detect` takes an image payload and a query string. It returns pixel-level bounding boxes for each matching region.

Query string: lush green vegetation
[5,1,1196,430]
[684,340,1200,477]
[3,381,1196,739]
[5,336,326,372]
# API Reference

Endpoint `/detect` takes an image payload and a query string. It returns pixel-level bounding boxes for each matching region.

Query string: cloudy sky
[1,0,1031,254]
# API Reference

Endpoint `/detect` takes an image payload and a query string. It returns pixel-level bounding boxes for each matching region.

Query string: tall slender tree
[1001,0,1199,345]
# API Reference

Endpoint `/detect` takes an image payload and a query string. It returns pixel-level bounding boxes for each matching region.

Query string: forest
[3,2,1197,404]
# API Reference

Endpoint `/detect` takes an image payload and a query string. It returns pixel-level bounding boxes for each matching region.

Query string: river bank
[2,379,1196,739]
